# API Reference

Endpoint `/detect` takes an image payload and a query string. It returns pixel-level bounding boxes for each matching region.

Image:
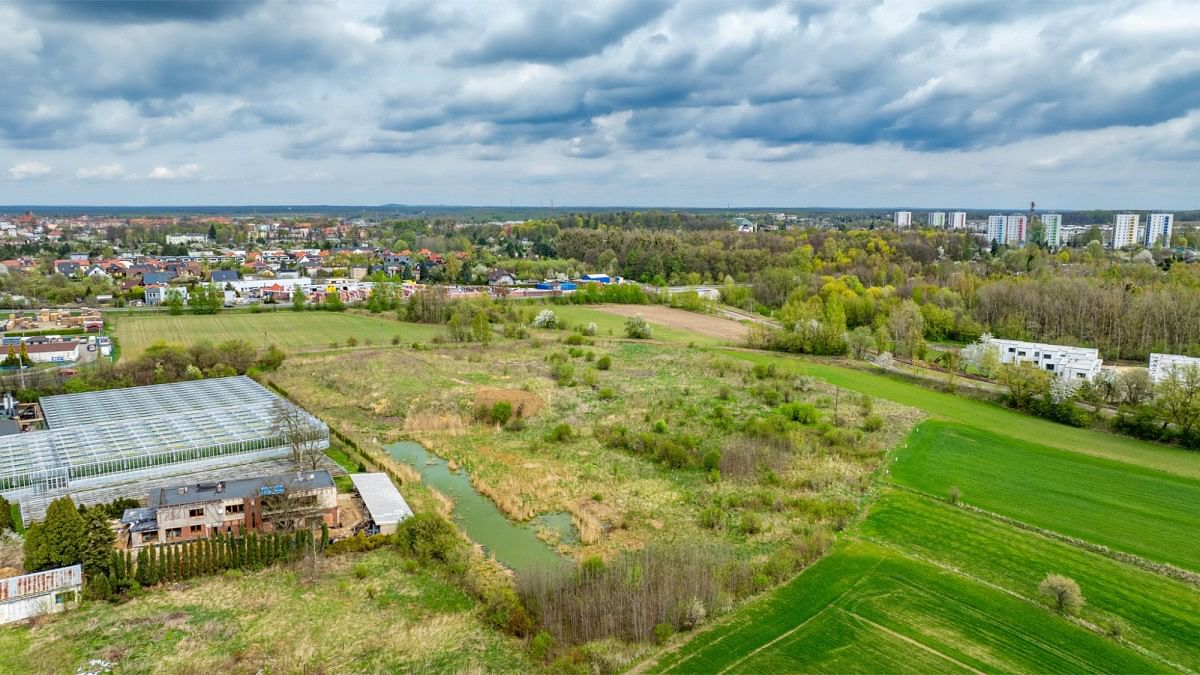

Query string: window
[166,528,181,539]
[226,503,244,514]
[1008,348,1015,353]
[1017,351,1026,357]
[190,525,202,534]
[188,508,203,518]
[1046,364,1055,371]
[142,531,158,543]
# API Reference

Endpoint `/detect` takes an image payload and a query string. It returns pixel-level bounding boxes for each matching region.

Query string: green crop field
[111,311,442,357]
[721,349,1200,480]
[862,490,1200,671]
[889,421,1200,570]
[650,541,1165,674]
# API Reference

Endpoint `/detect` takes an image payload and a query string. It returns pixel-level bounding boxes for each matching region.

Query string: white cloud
[76,163,129,180]
[7,161,51,180]
[148,163,201,180]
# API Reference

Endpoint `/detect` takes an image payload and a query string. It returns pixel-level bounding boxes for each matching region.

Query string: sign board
[0,565,82,603]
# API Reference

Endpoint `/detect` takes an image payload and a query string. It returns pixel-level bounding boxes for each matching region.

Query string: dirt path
[594,304,750,342]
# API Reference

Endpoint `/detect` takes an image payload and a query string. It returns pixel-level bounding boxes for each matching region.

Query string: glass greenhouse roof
[0,376,327,491]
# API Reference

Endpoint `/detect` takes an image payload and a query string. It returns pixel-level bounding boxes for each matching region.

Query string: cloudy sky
[1,0,1198,208]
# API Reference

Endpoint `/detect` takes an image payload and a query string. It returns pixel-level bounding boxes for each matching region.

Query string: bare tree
[270,398,326,471]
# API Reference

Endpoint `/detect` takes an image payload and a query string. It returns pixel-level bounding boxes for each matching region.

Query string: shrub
[597,387,616,401]
[391,336,401,345]
[862,415,884,432]
[739,512,764,535]
[679,597,707,630]
[702,450,721,472]
[1038,574,1084,614]
[596,355,612,370]
[352,563,370,580]
[529,631,555,663]
[504,417,527,432]
[564,334,584,346]
[394,513,461,565]
[491,401,513,424]
[549,360,575,385]
[698,506,723,530]
[653,419,668,433]
[546,423,574,442]
[585,351,595,362]
[653,621,675,645]
[346,336,358,347]
[625,314,653,339]
[532,309,559,329]
[567,346,584,358]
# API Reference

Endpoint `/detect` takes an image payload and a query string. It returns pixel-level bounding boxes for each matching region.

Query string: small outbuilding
[349,473,413,535]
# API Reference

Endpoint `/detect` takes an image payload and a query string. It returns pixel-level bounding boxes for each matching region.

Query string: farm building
[0,376,329,525]
[1148,353,1200,384]
[349,473,413,535]
[990,338,1103,381]
[0,565,82,625]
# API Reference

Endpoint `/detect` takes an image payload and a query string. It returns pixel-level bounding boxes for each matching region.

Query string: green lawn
[889,421,1200,570]
[863,490,1200,671]
[721,349,1200,480]
[650,541,1164,674]
[111,311,442,357]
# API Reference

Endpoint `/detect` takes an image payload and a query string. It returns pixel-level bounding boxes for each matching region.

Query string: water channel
[385,441,574,574]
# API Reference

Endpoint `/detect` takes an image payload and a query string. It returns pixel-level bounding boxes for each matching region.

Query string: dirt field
[594,304,750,342]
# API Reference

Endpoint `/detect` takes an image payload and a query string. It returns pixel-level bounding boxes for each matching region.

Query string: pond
[385,441,573,574]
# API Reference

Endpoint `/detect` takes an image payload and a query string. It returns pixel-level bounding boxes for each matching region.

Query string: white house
[991,338,1103,381]
[1148,353,1200,384]
[144,284,188,306]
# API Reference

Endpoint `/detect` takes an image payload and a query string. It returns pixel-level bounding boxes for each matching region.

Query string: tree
[997,361,1052,409]
[24,497,86,572]
[532,309,559,329]
[847,326,875,360]
[625,314,653,339]
[81,509,116,580]
[1153,364,1200,434]
[0,496,13,533]
[1039,574,1084,614]
[164,288,185,315]
[271,398,326,471]
[887,300,925,359]
[291,287,307,311]
[1118,369,1153,405]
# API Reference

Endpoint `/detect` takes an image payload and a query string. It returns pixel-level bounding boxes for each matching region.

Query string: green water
[385,441,572,573]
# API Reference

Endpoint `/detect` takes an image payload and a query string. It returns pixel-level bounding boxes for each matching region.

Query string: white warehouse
[1148,353,1200,384]
[991,338,1103,381]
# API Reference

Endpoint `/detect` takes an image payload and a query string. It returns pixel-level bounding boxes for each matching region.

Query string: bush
[625,314,653,339]
[653,621,675,645]
[546,423,574,442]
[564,334,585,346]
[596,355,612,370]
[529,630,555,663]
[698,506,723,530]
[394,513,461,565]
[532,309,559,329]
[739,512,764,535]
[504,417,527,432]
[352,563,370,580]
[653,418,668,433]
[701,449,721,472]
[679,596,707,630]
[862,415,884,432]
[597,387,616,401]
[491,401,514,424]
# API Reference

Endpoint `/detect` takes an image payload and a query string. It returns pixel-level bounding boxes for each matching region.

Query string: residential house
[991,338,1103,381]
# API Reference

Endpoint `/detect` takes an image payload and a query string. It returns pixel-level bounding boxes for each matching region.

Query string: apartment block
[987,215,1027,246]
[1041,214,1063,248]
[1148,353,1200,384]
[1145,213,1174,247]
[991,338,1103,381]
[927,211,946,228]
[948,211,967,229]
[894,211,912,228]
[1111,213,1140,249]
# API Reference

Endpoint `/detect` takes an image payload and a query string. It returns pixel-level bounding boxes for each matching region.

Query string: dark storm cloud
[23,0,263,23]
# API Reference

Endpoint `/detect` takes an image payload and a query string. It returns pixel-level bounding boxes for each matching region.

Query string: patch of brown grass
[405,410,468,434]
[474,388,545,419]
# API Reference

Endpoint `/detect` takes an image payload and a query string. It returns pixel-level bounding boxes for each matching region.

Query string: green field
[111,311,442,357]
[890,421,1200,570]
[862,490,1200,671]
[650,541,1165,674]
[721,349,1200,480]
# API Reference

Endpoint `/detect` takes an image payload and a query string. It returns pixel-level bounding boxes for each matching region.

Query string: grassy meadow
[110,310,442,357]
[0,549,529,674]
[540,304,731,347]
[269,336,918,562]
[649,540,1167,674]
[721,349,1200,479]
[889,421,1200,570]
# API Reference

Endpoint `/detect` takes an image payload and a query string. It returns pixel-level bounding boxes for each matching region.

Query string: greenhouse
[0,376,328,514]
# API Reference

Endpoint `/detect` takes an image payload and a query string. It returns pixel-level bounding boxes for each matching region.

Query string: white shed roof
[349,473,413,527]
